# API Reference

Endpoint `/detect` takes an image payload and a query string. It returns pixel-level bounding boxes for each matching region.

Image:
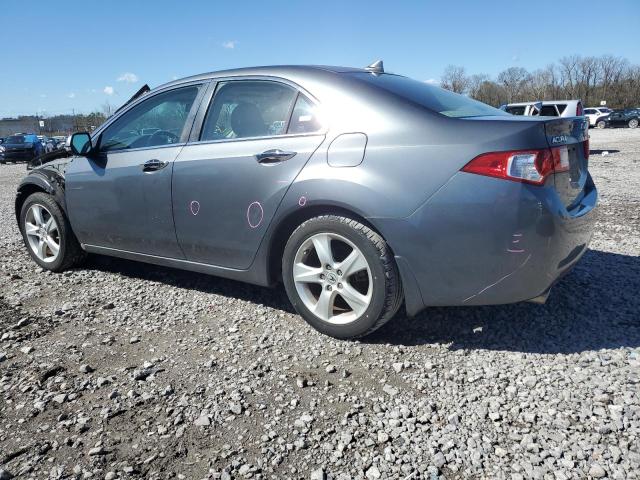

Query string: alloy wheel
[24,204,60,263]
[629,119,638,129]
[293,232,372,325]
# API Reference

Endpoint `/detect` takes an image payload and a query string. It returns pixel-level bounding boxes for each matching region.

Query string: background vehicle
[584,107,612,128]
[14,64,597,339]
[501,100,583,117]
[0,133,43,163]
[604,108,640,128]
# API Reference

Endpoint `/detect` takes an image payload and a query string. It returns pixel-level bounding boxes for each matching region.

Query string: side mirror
[70,132,93,156]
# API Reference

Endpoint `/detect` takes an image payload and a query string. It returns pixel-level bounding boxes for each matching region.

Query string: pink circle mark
[298,196,307,207]
[190,200,200,216]
[247,201,264,229]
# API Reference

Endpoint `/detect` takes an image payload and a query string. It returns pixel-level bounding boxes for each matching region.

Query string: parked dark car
[604,109,640,129]
[14,63,597,339]
[0,134,44,163]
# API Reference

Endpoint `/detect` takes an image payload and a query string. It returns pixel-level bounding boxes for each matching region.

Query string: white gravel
[0,128,639,479]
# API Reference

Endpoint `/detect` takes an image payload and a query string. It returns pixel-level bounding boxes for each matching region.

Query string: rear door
[66,83,205,257]
[172,79,325,269]
[544,117,590,210]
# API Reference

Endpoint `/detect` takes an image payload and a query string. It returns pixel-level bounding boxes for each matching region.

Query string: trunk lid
[543,117,589,210]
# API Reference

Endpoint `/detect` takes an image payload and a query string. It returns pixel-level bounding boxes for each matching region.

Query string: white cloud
[222,40,237,49]
[424,78,439,85]
[117,72,138,83]
[104,86,114,95]
[67,92,76,99]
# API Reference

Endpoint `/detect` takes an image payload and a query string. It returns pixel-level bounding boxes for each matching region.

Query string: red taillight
[577,102,583,116]
[462,146,569,185]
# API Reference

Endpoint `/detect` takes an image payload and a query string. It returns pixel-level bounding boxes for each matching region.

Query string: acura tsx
[15,62,597,338]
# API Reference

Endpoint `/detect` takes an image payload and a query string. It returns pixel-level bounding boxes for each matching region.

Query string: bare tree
[440,65,470,94]
[497,67,530,103]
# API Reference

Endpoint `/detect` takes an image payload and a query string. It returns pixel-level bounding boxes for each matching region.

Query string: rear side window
[556,104,567,114]
[540,105,559,116]
[200,81,297,141]
[506,106,526,115]
[287,94,323,134]
[351,73,509,118]
[584,109,595,115]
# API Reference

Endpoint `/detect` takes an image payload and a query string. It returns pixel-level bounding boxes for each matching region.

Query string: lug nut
[326,285,332,291]
[337,270,342,276]
[320,273,325,280]
[337,283,343,289]
[326,264,332,270]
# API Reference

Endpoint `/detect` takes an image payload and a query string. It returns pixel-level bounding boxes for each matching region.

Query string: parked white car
[583,107,612,128]
[500,100,584,118]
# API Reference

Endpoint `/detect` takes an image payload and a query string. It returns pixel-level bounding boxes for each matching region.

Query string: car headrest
[230,102,266,138]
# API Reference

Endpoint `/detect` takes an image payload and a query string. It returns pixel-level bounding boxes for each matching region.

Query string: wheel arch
[265,203,390,285]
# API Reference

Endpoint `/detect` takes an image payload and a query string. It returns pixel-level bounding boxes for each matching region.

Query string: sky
[1,0,639,117]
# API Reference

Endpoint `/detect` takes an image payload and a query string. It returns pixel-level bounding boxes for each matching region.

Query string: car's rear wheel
[629,119,639,129]
[19,192,85,272]
[596,120,607,129]
[282,215,402,339]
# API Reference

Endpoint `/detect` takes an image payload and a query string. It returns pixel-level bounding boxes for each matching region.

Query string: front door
[172,80,325,269]
[66,84,204,258]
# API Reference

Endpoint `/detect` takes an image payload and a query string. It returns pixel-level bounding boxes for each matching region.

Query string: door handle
[141,159,168,172]
[255,149,297,164]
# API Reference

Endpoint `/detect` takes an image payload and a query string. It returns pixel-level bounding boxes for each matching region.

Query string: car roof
[154,65,374,91]
[506,100,580,107]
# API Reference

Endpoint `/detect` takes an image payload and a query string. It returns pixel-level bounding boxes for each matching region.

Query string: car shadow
[369,249,640,354]
[84,249,639,355]
[590,149,621,155]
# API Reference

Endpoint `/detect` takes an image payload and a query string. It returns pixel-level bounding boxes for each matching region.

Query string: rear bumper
[375,172,597,315]
[1,150,34,161]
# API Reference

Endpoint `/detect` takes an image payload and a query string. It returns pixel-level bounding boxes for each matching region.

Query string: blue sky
[1,0,638,117]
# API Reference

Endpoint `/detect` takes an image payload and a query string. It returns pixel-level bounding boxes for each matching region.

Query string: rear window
[351,73,508,118]
[5,135,26,143]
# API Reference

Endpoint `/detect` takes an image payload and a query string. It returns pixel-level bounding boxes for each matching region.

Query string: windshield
[351,73,509,118]
[6,135,26,143]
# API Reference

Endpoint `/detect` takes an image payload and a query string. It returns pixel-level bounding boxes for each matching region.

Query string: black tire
[282,215,403,339]
[19,192,86,272]
[629,119,639,129]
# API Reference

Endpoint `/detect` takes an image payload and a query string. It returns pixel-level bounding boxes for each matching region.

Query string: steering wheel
[148,130,180,146]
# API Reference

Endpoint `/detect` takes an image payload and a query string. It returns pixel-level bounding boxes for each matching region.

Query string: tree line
[439,54,640,109]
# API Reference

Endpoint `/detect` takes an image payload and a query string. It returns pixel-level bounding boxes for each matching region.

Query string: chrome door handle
[141,159,168,172]
[256,149,297,164]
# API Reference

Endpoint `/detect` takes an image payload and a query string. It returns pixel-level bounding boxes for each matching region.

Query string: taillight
[462,147,569,185]
[577,102,583,116]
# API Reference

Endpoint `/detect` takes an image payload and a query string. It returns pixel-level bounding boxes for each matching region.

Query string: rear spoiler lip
[113,84,151,115]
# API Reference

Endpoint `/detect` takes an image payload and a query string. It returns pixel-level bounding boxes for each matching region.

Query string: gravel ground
[0,128,639,480]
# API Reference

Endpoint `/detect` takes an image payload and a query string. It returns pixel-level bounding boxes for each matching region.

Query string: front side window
[99,85,200,152]
[200,81,297,141]
[506,106,525,116]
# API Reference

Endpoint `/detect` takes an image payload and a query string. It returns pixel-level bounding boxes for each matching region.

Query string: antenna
[365,60,384,73]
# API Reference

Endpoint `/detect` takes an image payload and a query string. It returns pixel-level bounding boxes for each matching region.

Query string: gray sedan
[15,62,597,338]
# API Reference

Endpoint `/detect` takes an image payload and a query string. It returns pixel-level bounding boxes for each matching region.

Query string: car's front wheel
[282,215,403,339]
[19,192,85,272]
[596,120,607,129]
[629,119,639,129]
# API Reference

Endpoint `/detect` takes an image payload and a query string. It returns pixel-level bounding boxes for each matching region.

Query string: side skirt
[82,244,270,287]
